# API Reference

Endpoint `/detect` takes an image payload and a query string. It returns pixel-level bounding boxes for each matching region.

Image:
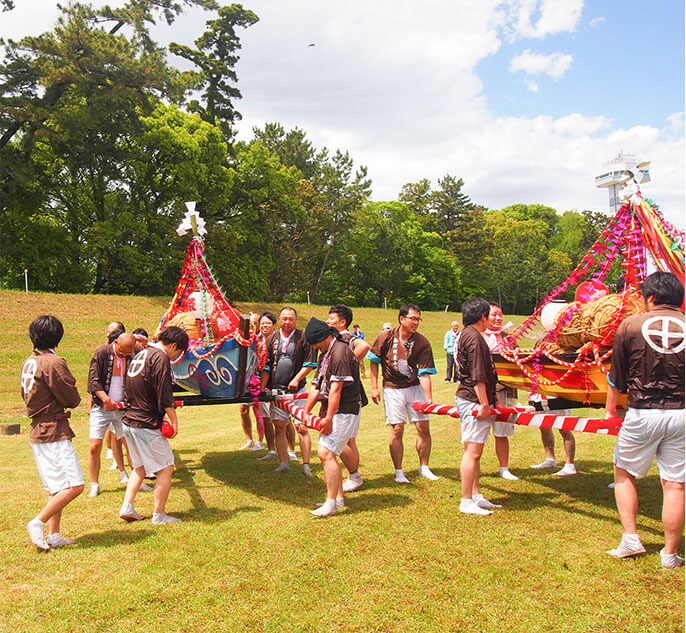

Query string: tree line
[0,1,610,314]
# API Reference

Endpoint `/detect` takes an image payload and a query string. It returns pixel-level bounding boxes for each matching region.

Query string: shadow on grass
[200,450,412,512]
[75,528,155,549]
[482,459,666,536]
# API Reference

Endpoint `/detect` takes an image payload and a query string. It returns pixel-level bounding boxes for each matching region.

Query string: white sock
[349,471,362,483]
[302,463,313,477]
[459,499,493,515]
[419,465,440,480]
[530,458,556,469]
[395,469,410,483]
[30,516,45,527]
[273,463,289,473]
[120,502,134,514]
[499,467,519,480]
[554,463,577,476]
[473,493,502,509]
[336,497,345,508]
[105,448,113,460]
[621,533,641,547]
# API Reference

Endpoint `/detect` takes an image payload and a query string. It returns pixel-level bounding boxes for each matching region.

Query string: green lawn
[0,290,682,633]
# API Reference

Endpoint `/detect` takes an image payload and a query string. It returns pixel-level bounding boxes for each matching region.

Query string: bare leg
[613,465,639,534]
[340,438,359,475]
[112,436,127,472]
[415,420,432,467]
[540,428,555,460]
[273,419,288,463]
[153,465,174,515]
[263,418,275,452]
[318,446,342,500]
[124,466,146,504]
[38,485,84,526]
[297,425,311,464]
[662,479,685,554]
[389,423,405,470]
[560,429,575,464]
[88,439,104,484]
[461,441,484,500]
[494,436,509,468]
[239,404,253,442]
[286,421,296,452]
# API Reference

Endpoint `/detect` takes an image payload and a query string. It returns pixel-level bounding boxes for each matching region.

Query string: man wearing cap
[261,307,318,476]
[327,305,369,492]
[368,304,439,483]
[303,317,362,517]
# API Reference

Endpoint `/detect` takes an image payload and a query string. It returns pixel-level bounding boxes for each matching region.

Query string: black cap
[305,317,336,344]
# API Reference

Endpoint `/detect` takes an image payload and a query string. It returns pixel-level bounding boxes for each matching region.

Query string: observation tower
[595,152,650,213]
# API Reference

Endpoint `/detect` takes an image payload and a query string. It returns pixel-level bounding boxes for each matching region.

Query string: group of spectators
[19,272,684,569]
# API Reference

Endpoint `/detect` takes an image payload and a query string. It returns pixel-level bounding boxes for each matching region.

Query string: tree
[169,3,258,142]
[253,122,322,180]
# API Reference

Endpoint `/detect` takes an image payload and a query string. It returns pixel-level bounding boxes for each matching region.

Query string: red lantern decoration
[574,279,609,303]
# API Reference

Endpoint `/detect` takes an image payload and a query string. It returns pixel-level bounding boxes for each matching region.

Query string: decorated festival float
[155,203,264,405]
[492,158,685,409]
[414,157,685,435]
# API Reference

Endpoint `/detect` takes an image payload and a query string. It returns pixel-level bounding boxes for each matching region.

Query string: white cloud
[524,79,539,92]
[589,16,606,28]
[1,0,683,231]
[510,49,573,79]
[501,0,584,39]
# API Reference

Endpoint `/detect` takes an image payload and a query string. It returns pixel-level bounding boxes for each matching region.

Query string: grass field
[0,289,683,633]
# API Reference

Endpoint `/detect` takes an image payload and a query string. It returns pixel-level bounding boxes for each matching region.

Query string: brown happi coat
[264,329,317,390]
[87,343,132,407]
[455,325,498,406]
[369,326,435,389]
[312,338,362,417]
[609,305,685,409]
[123,346,175,429]
[20,350,81,443]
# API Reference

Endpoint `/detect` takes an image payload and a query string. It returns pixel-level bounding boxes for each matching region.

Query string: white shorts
[318,412,361,456]
[271,387,307,423]
[259,401,271,419]
[456,396,494,445]
[89,406,125,440]
[383,384,430,425]
[614,408,685,483]
[32,439,85,494]
[123,425,174,475]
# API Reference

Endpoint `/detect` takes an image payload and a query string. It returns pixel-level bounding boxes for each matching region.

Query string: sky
[2,0,684,227]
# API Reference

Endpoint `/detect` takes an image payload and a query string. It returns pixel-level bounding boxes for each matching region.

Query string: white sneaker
[530,459,556,469]
[660,548,685,569]
[473,494,502,509]
[459,499,493,516]
[139,481,154,492]
[88,483,100,498]
[105,448,113,460]
[342,476,363,492]
[258,450,278,461]
[553,464,577,477]
[108,460,118,471]
[302,464,313,477]
[239,440,254,451]
[27,520,49,550]
[119,471,129,484]
[288,451,298,462]
[151,513,181,525]
[250,442,264,451]
[310,502,337,518]
[47,534,76,548]
[499,468,519,481]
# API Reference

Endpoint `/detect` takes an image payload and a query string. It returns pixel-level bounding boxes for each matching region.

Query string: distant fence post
[24,269,28,293]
